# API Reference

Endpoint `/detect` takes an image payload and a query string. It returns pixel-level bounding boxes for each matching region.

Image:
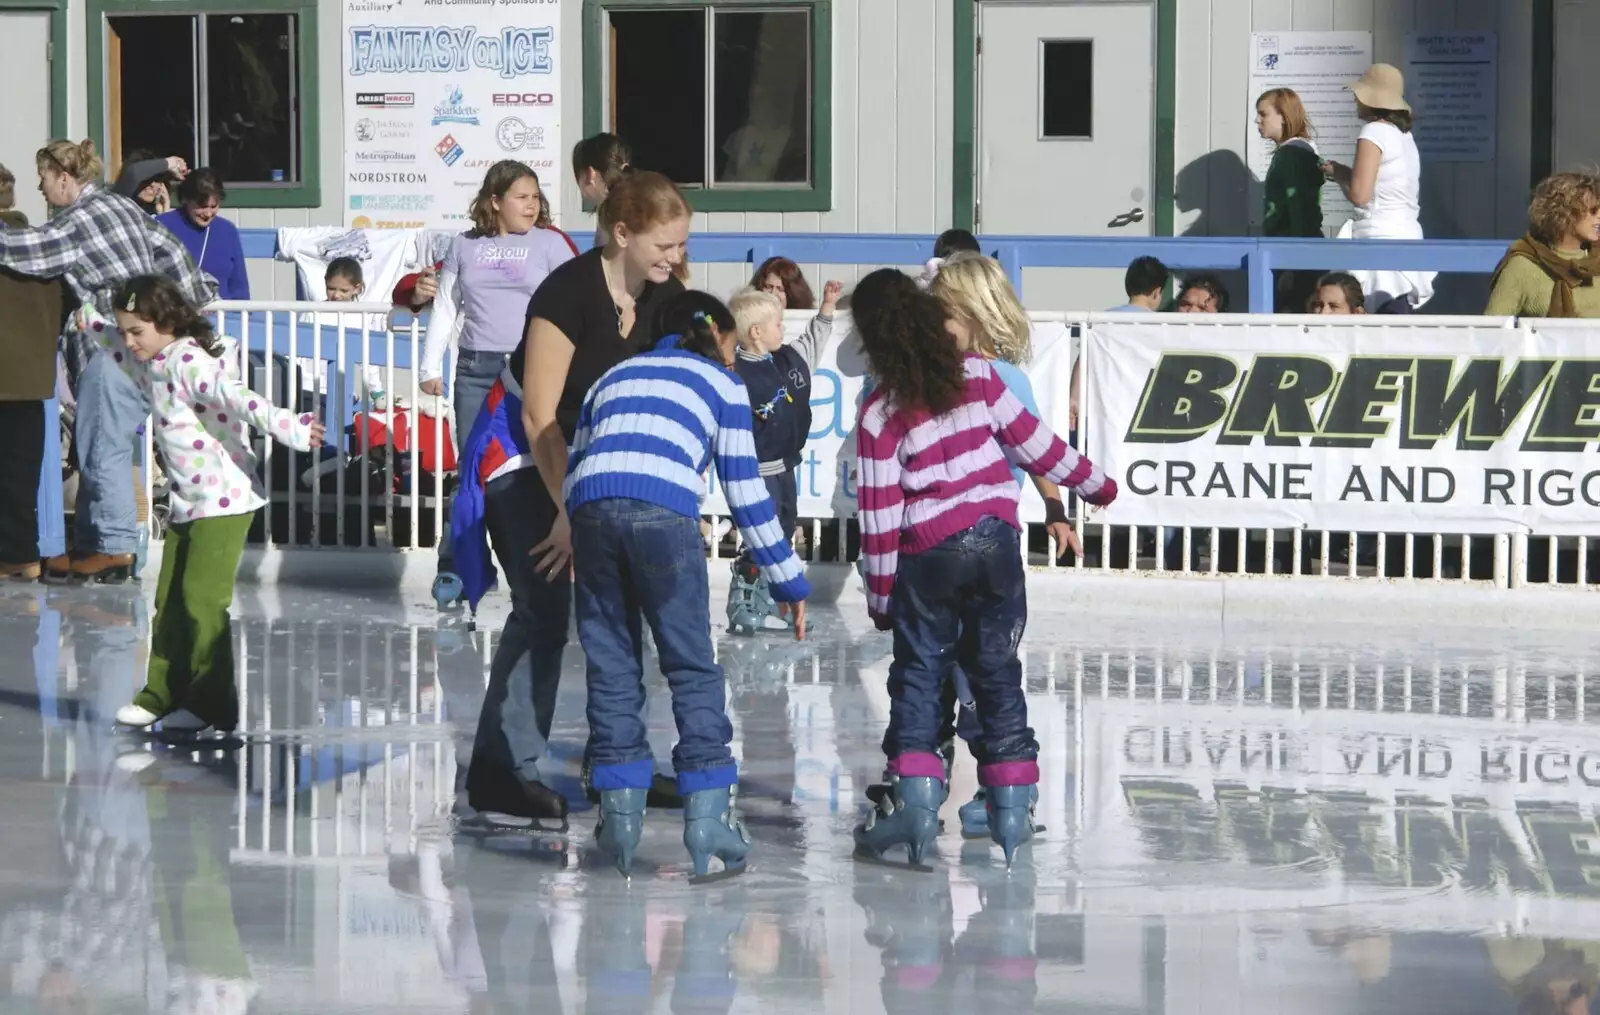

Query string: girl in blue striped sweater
[565,290,811,882]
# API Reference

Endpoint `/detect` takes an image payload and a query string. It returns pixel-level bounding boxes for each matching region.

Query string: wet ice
[0,575,1597,1012]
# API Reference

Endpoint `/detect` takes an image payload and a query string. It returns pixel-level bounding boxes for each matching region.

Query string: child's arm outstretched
[178,351,325,452]
[981,360,1117,507]
[712,389,811,608]
[855,395,906,627]
[75,304,148,386]
[789,279,844,373]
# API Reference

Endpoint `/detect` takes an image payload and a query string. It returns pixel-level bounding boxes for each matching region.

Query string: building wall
[1174,0,1536,242]
[50,0,1565,307]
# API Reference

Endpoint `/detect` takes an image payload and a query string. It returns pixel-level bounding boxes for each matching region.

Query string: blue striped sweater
[565,347,811,603]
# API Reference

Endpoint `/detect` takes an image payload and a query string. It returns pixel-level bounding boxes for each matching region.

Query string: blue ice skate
[596,788,648,877]
[986,784,1038,868]
[957,784,1045,840]
[726,555,794,635]
[854,775,943,872]
[682,787,750,884]
[432,572,463,610]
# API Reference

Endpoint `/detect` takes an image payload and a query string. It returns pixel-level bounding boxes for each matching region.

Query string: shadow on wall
[1175,150,1252,309]
[1173,147,1501,315]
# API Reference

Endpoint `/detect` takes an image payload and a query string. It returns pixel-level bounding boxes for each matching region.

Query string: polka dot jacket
[79,305,318,524]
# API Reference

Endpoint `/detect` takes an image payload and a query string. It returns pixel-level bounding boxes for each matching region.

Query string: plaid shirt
[0,183,218,383]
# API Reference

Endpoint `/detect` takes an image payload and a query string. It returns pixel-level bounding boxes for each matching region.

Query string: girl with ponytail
[850,267,1117,871]
[565,289,809,881]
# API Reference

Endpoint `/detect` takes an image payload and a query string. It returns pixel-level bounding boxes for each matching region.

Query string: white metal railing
[119,304,1600,592]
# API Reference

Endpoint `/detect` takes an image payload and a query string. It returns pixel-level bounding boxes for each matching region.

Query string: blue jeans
[73,352,149,555]
[440,349,506,572]
[573,498,735,795]
[465,469,569,798]
[884,517,1037,773]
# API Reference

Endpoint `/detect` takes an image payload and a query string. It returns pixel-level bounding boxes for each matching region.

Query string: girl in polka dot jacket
[77,275,324,735]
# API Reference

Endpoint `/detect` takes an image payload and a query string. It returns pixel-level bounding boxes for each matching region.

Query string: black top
[734,346,812,470]
[512,247,685,443]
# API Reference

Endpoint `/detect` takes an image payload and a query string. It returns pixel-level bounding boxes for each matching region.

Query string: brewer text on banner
[1085,317,1600,535]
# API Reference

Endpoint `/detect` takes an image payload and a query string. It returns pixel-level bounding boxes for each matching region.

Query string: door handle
[1107,207,1145,229]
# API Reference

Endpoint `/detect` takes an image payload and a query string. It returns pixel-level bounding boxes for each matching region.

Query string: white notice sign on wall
[1404,32,1498,163]
[1247,32,1373,236]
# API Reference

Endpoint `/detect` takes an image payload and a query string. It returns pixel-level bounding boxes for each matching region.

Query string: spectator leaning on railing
[1485,172,1600,319]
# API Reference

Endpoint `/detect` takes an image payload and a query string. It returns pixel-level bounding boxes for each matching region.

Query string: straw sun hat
[1350,63,1410,112]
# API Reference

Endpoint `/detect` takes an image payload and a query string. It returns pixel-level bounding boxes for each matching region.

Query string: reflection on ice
[1,582,1599,1011]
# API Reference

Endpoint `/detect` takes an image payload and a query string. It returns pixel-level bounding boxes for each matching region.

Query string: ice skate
[596,787,647,877]
[864,739,954,827]
[958,784,1045,840]
[682,786,750,883]
[582,756,684,809]
[465,773,570,834]
[985,784,1038,868]
[431,572,463,610]
[853,775,943,872]
[114,702,160,728]
[725,554,794,635]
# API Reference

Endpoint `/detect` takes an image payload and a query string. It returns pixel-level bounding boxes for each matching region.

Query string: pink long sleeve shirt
[856,354,1117,618]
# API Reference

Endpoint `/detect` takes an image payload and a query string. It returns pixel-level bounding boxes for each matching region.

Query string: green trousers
[135,512,252,730]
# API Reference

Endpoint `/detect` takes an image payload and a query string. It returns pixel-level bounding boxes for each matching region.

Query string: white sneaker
[115,752,158,775]
[160,709,211,733]
[115,703,160,728]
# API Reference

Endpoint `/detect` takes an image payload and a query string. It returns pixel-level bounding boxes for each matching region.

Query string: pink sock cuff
[978,760,1039,787]
[986,957,1038,981]
[892,965,943,991]
[888,751,947,779]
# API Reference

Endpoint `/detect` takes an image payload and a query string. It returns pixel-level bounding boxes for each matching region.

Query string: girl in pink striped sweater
[851,268,1117,869]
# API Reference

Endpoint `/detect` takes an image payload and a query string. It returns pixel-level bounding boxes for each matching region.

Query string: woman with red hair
[748,256,841,354]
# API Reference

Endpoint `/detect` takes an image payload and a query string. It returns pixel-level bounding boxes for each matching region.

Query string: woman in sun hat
[1320,63,1437,313]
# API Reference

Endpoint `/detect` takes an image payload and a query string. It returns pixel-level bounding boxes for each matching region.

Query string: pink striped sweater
[857,354,1117,617]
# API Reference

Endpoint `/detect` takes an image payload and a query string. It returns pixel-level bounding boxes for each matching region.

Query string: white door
[0,11,50,225]
[977,1,1154,310]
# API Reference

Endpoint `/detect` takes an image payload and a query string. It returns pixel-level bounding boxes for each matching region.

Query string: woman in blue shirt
[157,169,249,300]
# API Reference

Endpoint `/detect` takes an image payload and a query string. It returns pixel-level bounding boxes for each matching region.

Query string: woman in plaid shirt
[0,140,216,583]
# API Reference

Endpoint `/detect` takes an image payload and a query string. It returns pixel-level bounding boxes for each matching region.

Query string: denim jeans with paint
[883,516,1038,788]
[73,351,150,555]
[465,468,568,798]
[440,348,507,572]
[573,498,735,796]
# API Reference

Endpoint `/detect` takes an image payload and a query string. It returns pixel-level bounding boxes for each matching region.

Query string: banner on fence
[701,313,1080,523]
[1086,319,1600,534]
[342,0,563,231]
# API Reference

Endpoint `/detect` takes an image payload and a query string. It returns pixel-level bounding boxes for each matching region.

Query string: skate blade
[852,847,935,874]
[157,732,244,750]
[456,814,570,837]
[688,862,748,886]
[961,823,1045,841]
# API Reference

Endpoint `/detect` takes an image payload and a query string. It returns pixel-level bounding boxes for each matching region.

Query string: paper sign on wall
[1247,31,1374,237]
[1404,32,1498,163]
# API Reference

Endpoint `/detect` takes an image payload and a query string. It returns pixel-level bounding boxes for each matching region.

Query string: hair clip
[692,311,706,322]
[124,292,137,312]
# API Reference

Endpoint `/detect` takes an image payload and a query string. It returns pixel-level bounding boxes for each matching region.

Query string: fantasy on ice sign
[341,0,563,230]
[1086,319,1600,535]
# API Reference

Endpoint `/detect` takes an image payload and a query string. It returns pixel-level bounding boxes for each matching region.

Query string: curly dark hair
[654,290,736,366]
[851,268,965,416]
[112,274,219,356]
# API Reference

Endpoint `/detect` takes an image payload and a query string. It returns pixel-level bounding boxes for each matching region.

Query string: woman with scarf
[1486,172,1600,318]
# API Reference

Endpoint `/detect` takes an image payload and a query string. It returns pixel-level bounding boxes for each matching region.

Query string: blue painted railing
[239,229,1511,313]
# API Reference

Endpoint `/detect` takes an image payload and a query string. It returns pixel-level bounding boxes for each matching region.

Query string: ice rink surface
[1,569,1599,1013]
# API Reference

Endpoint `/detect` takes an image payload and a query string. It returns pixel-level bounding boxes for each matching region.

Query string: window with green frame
[584,0,831,213]
[88,0,319,208]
